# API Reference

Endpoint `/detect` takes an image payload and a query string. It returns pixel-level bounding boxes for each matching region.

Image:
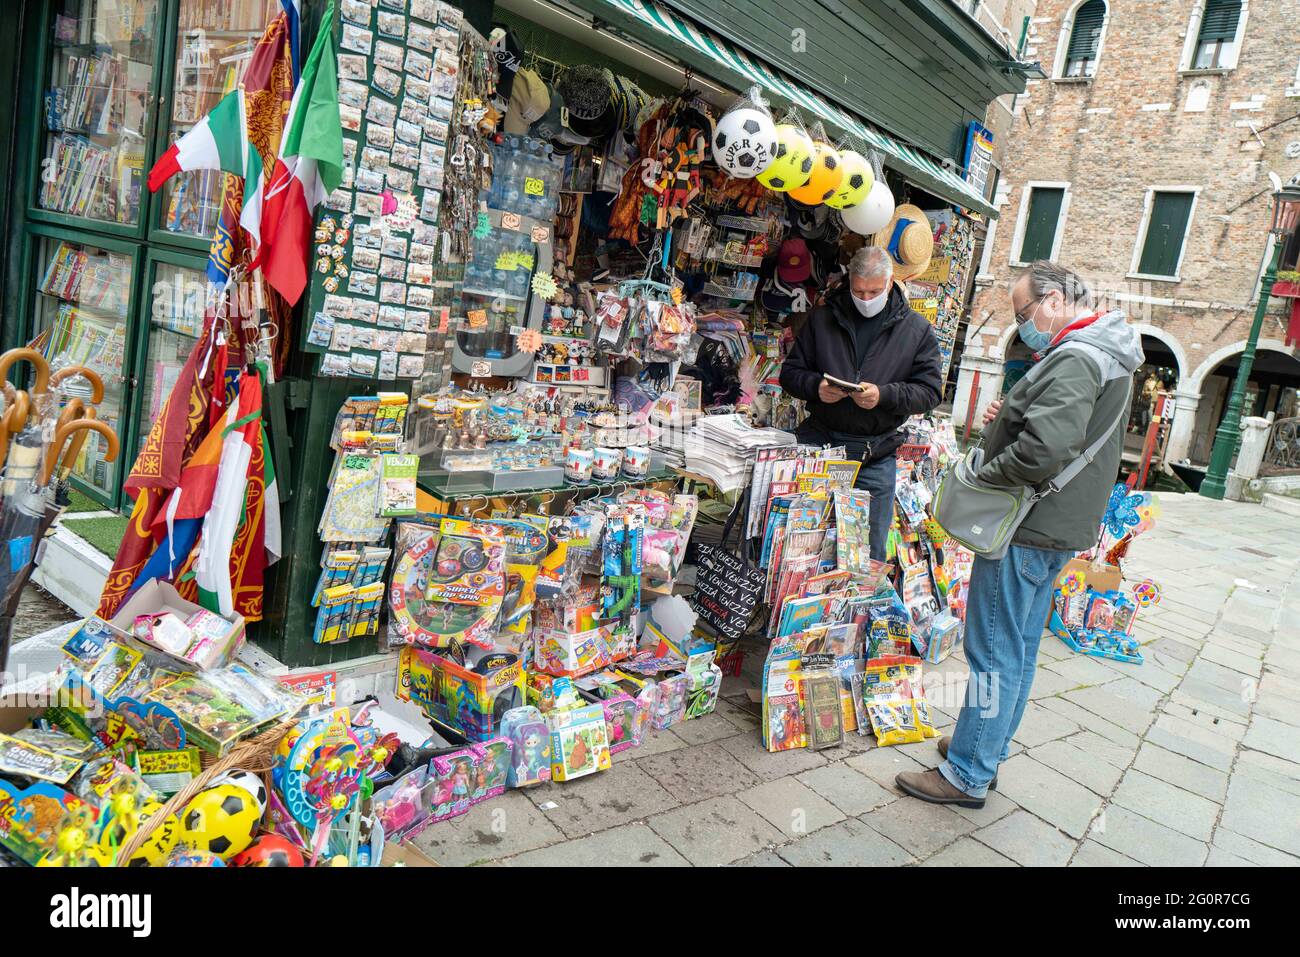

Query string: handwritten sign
[471,360,492,378]
[689,545,766,640]
[467,309,488,329]
[530,225,550,244]
[524,176,545,197]
[501,211,522,231]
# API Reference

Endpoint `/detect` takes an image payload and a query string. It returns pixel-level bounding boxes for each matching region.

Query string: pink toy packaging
[652,673,689,729]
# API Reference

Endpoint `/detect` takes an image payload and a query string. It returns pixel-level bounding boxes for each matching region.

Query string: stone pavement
[411,493,1300,867]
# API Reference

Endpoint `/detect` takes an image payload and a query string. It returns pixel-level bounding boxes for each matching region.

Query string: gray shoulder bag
[932,404,1127,560]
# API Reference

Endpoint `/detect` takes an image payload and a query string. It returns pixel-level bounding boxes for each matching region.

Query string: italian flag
[146,89,247,193]
[195,372,262,617]
[258,6,343,305]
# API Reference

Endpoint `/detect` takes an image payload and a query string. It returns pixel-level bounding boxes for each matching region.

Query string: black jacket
[780,285,943,458]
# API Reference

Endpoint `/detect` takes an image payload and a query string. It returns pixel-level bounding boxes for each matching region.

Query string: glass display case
[31,234,137,495]
[37,0,160,228]
[157,0,280,242]
[136,258,209,456]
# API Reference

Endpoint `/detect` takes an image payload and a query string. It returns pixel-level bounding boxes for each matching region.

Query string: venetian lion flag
[147,91,249,193]
[258,2,343,305]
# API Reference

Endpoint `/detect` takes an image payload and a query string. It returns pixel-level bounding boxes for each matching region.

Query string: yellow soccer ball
[825,150,873,209]
[178,784,262,860]
[757,124,814,192]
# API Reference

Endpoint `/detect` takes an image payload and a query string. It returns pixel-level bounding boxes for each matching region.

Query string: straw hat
[871,203,933,281]
[503,68,549,135]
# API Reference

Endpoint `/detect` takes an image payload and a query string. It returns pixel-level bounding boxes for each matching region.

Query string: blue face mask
[1017,302,1054,352]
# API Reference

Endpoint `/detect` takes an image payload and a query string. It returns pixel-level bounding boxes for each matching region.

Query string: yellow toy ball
[825,150,873,209]
[179,783,262,860]
[102,800,180,867]
[757,124,814,192]
[787,141,844,206]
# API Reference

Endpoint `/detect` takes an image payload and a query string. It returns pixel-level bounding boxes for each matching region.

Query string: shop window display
[38,0,160,227]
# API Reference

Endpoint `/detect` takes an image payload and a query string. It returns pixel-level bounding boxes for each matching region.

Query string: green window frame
[1063,0,1106,79]
[1194,0,1243,70]
[1015,185,1067,264]
[1134,190,1197,281]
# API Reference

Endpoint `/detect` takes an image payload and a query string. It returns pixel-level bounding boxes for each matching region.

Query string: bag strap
[1034,384,1131,500]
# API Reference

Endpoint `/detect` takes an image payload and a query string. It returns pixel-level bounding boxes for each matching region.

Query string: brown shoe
[937,735,998,790]
[895,768,986,809]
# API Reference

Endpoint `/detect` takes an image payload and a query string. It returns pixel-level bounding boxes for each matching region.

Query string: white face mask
[852,287,889,318]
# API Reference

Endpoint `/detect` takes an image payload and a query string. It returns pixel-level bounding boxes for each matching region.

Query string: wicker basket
[115,719,298,865]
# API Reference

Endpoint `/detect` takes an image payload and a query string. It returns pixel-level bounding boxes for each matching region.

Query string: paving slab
[737,776,847,837]
[1110,769,1221,841]
[974,809,1077,866]
[1242,714,1300,764]
[994,753,1105,839]
[636,740,761,803]
[796,762,896,816]
[859,794,977,858]
[1087,805,1209,867]
[502,822,690,867]
[1132,743,1229,803]
[717,729,828,780]
[645,795,784,866]
[526,760,680,838]
[1029,738,1127,794]
[1067,839,1144,867]
[920,837,1017,866]
[843,745,927,789]
[775,817,914,867]
[1219,774,1300,857]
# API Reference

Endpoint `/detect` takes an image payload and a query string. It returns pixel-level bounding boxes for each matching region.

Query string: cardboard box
[1055,557,1122,595]
[108,581,245,671]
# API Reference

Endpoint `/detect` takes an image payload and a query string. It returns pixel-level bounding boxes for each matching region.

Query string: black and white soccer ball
[712,106,777,179]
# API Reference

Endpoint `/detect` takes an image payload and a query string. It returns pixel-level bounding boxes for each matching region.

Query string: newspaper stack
[683,414,796,492]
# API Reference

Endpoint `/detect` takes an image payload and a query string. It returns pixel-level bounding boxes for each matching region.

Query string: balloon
[787,141,843,205]
[712,106,777,178]
[840,180,895,235]
[757,124,814,192]
[825,150,873,209]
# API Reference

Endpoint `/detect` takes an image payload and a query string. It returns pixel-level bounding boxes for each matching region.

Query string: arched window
[1061,0,1107,78]
[1192,0,1243,69]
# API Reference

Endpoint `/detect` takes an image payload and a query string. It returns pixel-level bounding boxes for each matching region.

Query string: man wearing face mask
[779,244,942,560]
[896,260,1144,810]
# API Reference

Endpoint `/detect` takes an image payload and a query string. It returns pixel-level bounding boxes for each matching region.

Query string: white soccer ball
[840,180,896,235]
[711,106,777,179]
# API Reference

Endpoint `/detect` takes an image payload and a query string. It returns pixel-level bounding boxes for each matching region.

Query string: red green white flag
[258,3,344,305]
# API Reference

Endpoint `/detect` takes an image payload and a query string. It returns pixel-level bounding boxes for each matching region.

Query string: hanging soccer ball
[178,783,262,860]
[211,769,268,817]
[757,123,814,192]
[787,141,843,205]
[840,179,896,235]
[825,150,873,209]
[711,106,777,178]
[231,834,306,867]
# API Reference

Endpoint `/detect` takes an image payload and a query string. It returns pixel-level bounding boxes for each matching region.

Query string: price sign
[524,177,544,197]
[501,211,521,231]
[471,360,492,378]
[530,225,550,244]
[467,309,488,329]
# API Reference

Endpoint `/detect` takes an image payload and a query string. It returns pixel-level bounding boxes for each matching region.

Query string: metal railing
[1262,416,1300,475]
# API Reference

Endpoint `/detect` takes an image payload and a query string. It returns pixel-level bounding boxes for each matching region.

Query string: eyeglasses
[1014,298,1041,324]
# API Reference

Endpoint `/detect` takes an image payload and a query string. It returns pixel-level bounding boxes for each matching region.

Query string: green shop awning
[572,0,998,218]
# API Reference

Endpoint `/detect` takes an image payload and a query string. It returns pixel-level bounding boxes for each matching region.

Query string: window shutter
[1066,0,1106,60]
[1138,192,1195,277]
[1019,187,1066,262]
[1198,0,1242,43]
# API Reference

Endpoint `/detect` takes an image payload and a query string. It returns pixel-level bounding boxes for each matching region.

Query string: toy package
[761,647,806,752]
[546,703,612,782]
[651,672,690,730]
[865,589,913,659]
[922,611,964,665]
[499,707,552,787]
[833,488,872,573]
[396,645,526,742]
[857,656,938,747]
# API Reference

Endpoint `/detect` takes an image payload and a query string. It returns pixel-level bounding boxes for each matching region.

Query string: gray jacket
[978,310,1145,552]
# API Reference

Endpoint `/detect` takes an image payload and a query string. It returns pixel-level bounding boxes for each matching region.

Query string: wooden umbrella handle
[0,390,31,470]
[42,417,118,486]
[50,366,105,405]
[0,348,51,395]
[53,404,93,481]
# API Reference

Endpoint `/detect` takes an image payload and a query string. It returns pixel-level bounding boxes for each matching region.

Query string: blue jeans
[854,454,896,562]
[939,544,1073,798]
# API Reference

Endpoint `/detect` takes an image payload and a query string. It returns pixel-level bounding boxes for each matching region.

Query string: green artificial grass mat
[64,488,109,513]
[61,514,129,557]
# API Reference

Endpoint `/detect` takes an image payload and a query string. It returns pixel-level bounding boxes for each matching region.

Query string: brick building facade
[955,0,1300,472]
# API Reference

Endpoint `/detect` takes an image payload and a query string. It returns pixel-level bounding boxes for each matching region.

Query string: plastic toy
[1133,579,1162,608]
[103,799,179,867]
[0,779,96,865]
[651,673,689,730]
[231,833,306,867]
[546,704,612,782]
[178,783,262,859]
[499,707,551,787]
[397,645,525,741]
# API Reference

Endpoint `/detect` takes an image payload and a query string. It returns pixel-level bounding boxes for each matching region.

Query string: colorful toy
[546,704,612,782]
[104,799,179,867]
[0,779,97,865]
[178,782,262,859]
[231,833,306,867]
[397,645,525,741]
[651,673,689,730]
[211,769,268,817]
[1133,579,1162,608]
[499,707,552,787]
[1059,570,1086,596]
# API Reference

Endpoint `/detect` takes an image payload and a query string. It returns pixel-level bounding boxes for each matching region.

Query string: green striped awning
[578,0,998,218]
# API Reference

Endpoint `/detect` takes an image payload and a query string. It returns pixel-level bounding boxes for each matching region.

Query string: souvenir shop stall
[0,0,1002,868]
